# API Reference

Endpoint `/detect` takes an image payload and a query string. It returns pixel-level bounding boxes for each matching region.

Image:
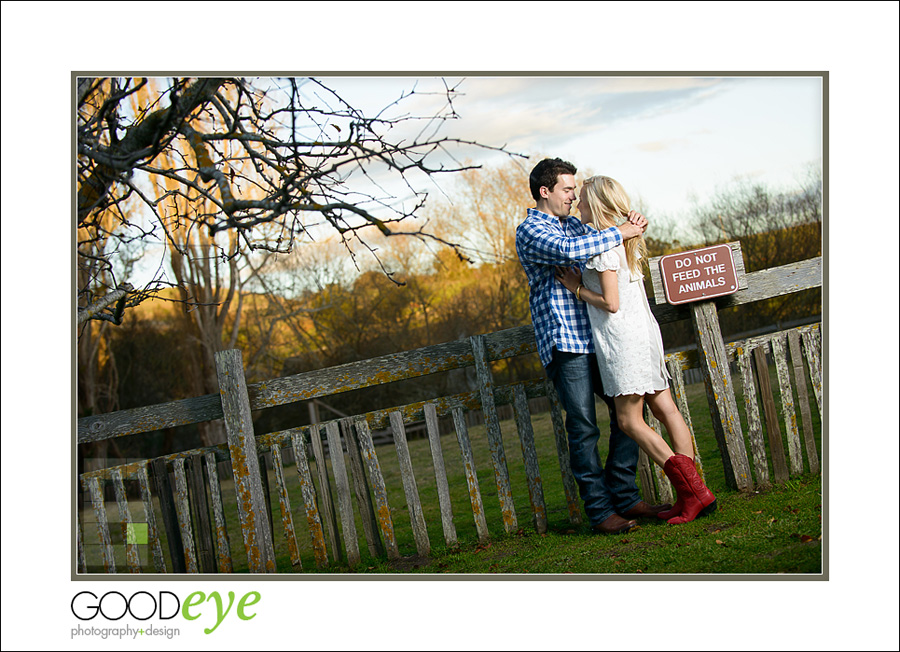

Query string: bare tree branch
[76,76,526,329]
[77,284,133,326]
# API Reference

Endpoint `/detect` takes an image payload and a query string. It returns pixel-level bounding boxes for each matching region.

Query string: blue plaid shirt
[516,207,623,368]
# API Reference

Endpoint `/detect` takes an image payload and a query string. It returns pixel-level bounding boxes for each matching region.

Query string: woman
[556,175,716,524]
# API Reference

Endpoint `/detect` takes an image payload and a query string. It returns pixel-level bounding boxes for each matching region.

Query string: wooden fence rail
[77,255,822,574]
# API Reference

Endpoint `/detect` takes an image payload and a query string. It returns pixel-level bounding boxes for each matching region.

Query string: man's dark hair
[529,157,577,201]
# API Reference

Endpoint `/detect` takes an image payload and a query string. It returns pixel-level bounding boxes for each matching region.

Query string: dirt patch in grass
[757,538,822,559]
[385,554,434,572]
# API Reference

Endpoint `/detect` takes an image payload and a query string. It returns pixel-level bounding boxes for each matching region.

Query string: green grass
[364,475,822,575]
[80,365,823,576]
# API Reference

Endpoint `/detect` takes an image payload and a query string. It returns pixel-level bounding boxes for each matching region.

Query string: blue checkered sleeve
[516,210,622,266]
[515,208,623,367]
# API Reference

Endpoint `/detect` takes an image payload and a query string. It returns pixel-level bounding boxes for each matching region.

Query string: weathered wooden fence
[76,252,822,574]
[635,321,822,506]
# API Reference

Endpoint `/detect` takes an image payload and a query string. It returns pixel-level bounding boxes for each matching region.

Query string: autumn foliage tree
[76,76,522,328]
[95,155,823,454]
[76,76,526,454]
[662,169,823,343]
[689,168,822,270]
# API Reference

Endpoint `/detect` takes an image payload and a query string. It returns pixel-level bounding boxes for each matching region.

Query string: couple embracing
[515,158,716,534]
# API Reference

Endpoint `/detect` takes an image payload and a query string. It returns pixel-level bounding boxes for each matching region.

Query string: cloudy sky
[311,74,822,232]
[84,72,825,287]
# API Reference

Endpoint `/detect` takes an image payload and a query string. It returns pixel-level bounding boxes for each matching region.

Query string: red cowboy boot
[656,493,684,520]
[662,454,717,524]
[656,455,698,519]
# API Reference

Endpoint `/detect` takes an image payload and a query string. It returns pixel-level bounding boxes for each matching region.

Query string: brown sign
[659,244,739,305]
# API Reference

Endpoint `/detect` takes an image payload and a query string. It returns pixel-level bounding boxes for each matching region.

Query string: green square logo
[126,523,148,545]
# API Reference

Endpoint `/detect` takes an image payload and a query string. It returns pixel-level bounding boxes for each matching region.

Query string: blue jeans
[546,349,642,526]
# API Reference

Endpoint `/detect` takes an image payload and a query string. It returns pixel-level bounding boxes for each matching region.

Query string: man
[515,157,670,534]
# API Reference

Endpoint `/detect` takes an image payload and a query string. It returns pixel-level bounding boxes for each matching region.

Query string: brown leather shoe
[622,500,673,520]
[592,513,638,534]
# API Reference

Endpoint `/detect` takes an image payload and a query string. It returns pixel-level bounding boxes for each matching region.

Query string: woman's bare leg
[645,389,694,458]
[613,394,675,467]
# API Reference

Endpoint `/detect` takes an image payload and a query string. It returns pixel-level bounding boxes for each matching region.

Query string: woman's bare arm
[597,270,619,313]
[555,266,619,313]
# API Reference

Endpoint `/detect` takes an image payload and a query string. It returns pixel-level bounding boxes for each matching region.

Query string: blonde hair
[582,175,647,278]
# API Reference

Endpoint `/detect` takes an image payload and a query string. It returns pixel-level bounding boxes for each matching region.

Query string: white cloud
[307,74,822,223]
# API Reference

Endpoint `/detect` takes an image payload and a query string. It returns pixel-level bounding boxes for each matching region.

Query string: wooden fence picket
[111,469,141,573]
[667,358,704,480]
[307,423,342,563]
[77,517,87,574]
[771,334,803,475]
[653,458,674,504]
[171,458,199,573]
[257,454,277,553]
[512,384,547,534]
[788,330,819,474]
[452,407,490,542]
[202,452,233,573]
[325,421,361,567]
[134,464,166,573]
[736,346,771,489]
[424,404,458,547]
[353,418,400,560]
[801,327,823,418]
[644,408,675,504]
[87,476,115,573]
[342,419,386,558]
[289,429,329,567]
[150,459,185,573]
[390,411,431,557]
[637,450,658,504]
[545,380,582,525]
[753,344,790,484]
[470,335,518,533]
[188,454,216,573]
[271,444,302,568]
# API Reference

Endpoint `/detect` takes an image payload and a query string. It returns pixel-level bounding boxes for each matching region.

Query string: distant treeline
[79,164,821,461]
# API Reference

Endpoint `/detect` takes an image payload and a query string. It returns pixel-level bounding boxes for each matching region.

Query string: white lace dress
[582,245,671,397]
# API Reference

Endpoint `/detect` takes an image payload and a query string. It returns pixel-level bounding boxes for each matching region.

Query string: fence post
[214,349,276,573]
[690,302,754,491]
[651,243,753,491]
